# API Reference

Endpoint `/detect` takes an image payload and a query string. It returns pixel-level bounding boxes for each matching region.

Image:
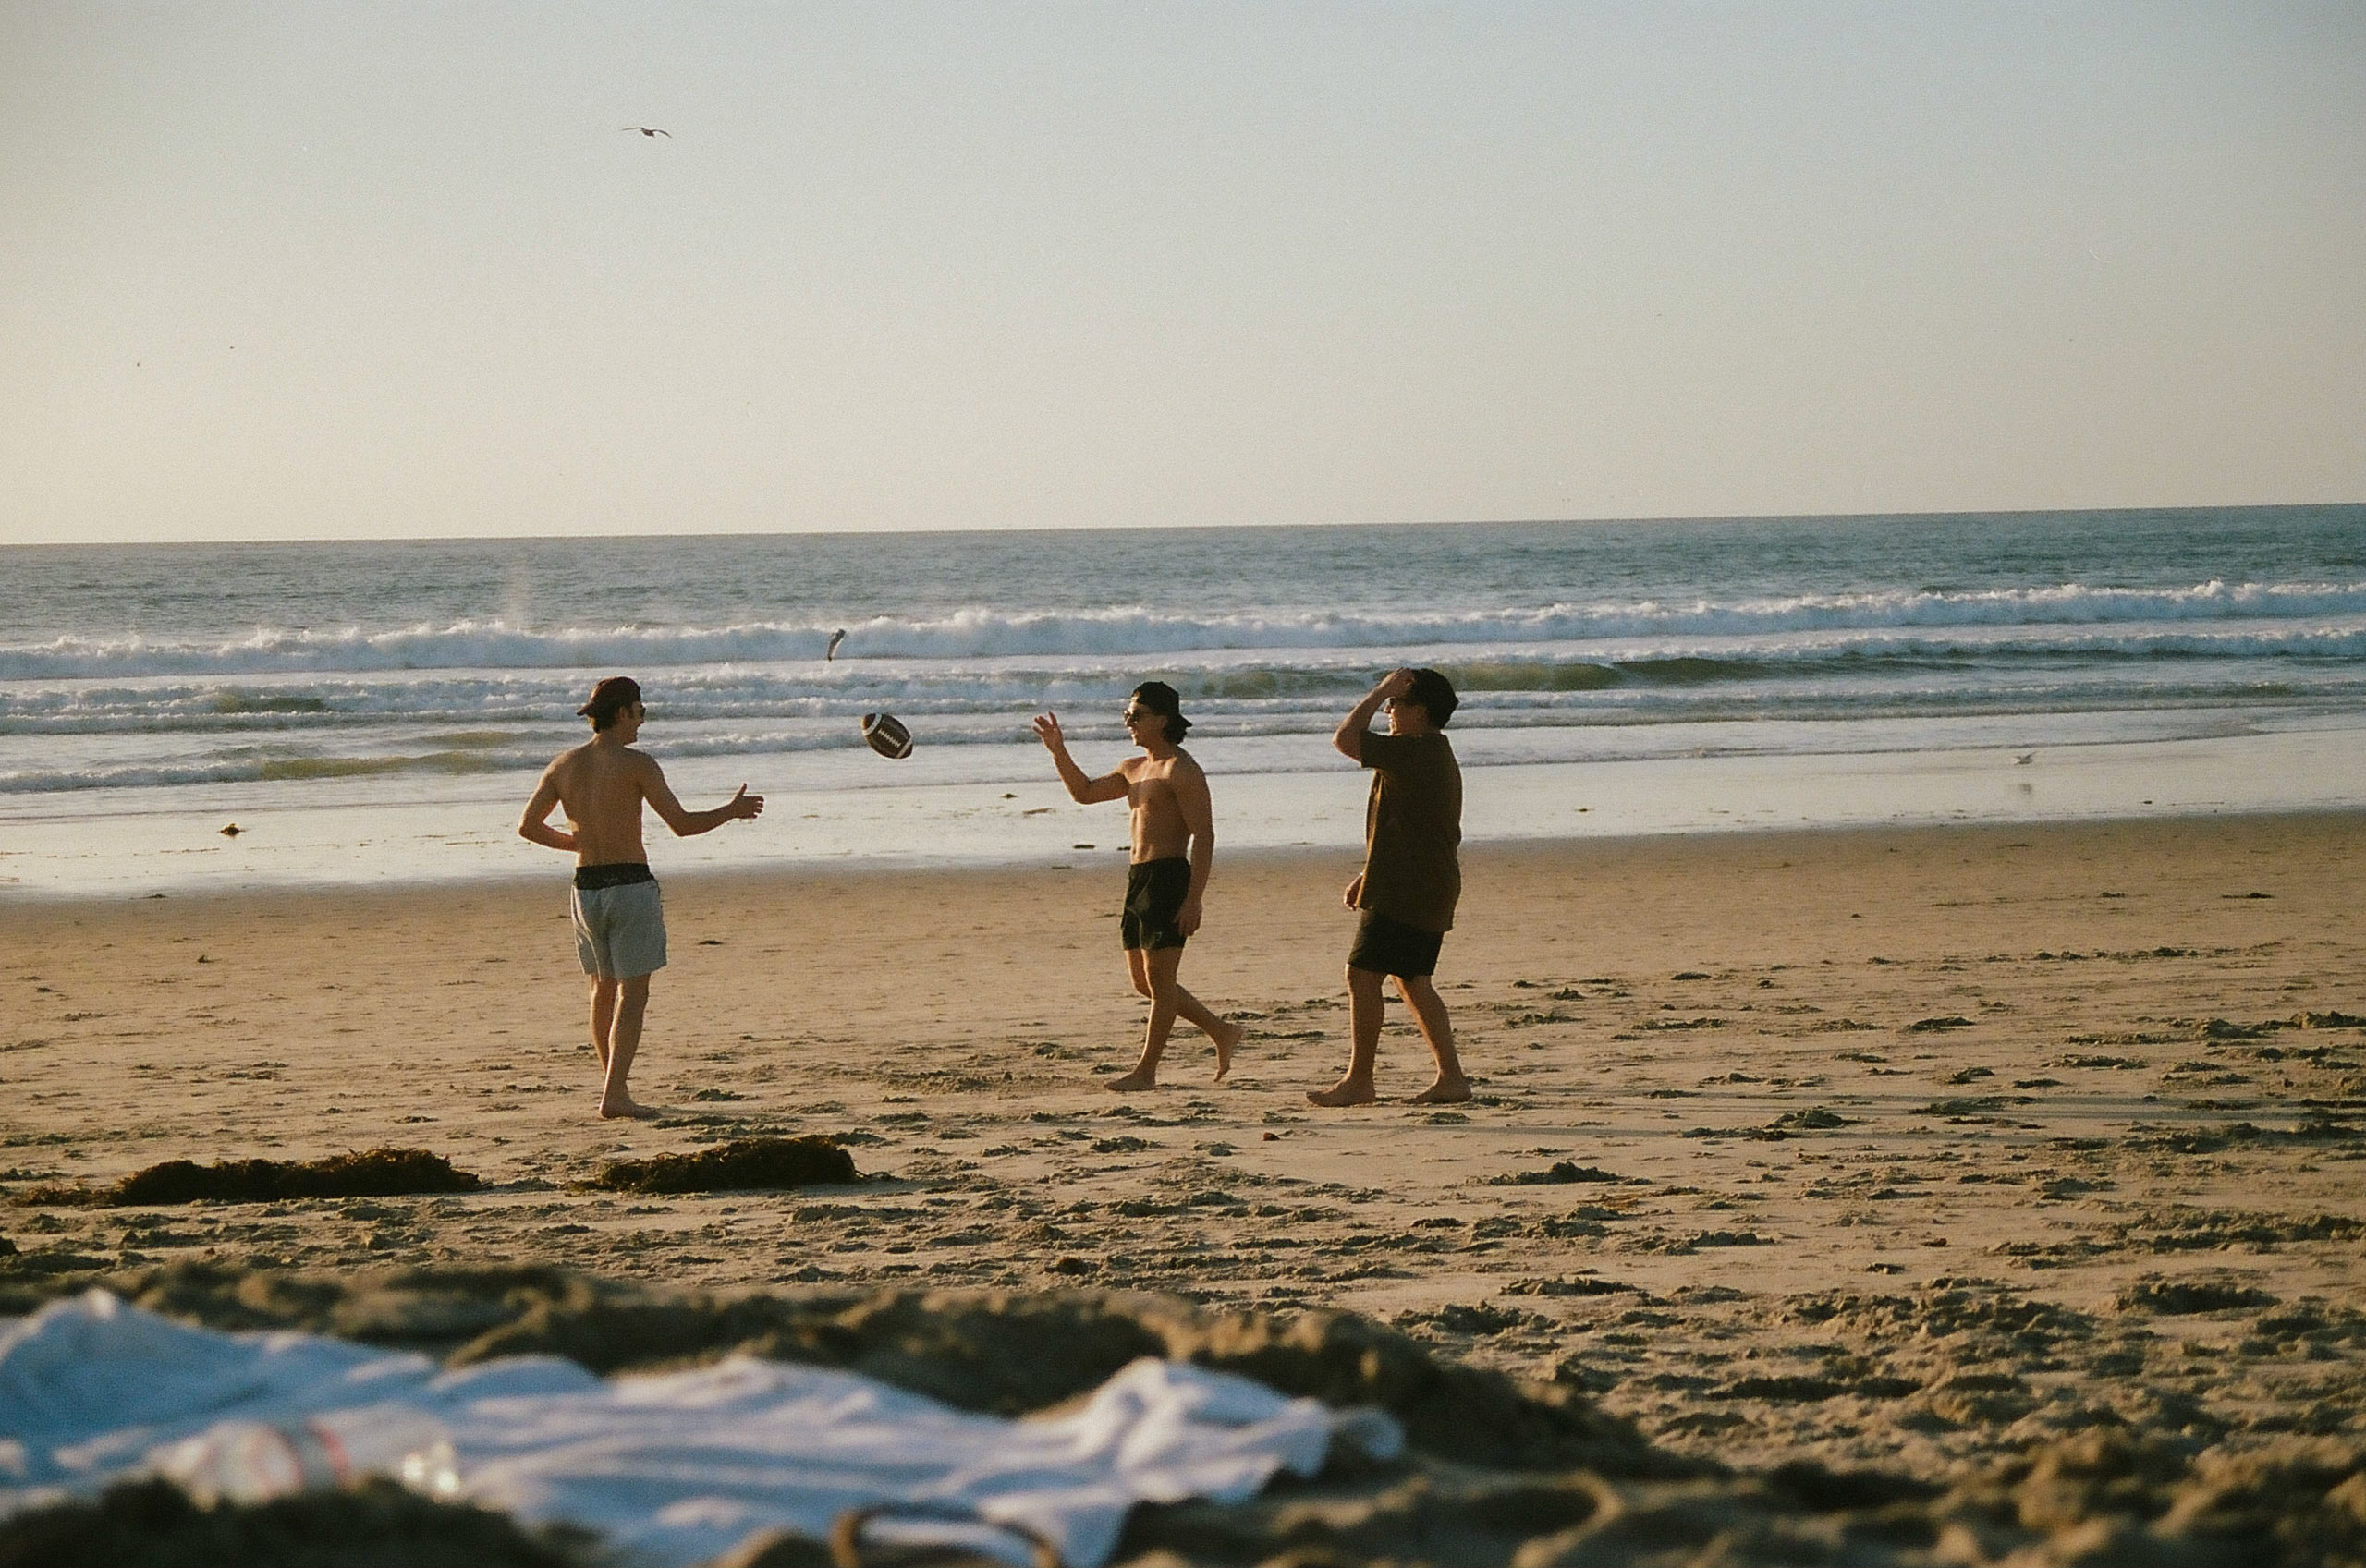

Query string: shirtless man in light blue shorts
[519,676,763,1118]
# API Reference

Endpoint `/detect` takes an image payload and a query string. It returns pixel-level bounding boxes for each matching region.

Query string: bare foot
[1406,1077,1472,1105]
[1104,1067,1159,1093]
[1212,1021,1246,1082]
[1306,1077,1377,1108]
[599,1098,662,1121]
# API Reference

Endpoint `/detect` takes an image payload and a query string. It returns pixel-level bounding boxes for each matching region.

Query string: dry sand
[6,814,2366,1561]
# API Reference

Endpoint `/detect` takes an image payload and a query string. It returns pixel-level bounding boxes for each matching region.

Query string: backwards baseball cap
[578,675,643,728]
[1130,679,1191,740]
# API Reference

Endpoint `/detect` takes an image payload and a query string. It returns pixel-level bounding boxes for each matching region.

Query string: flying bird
[623,126,671,138]
[2014,752,2035,766]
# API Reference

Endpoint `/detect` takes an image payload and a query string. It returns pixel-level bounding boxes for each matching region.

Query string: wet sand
[6,814,2366,1558]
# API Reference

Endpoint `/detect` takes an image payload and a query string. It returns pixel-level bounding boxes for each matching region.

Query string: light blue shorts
[571,879,668,979]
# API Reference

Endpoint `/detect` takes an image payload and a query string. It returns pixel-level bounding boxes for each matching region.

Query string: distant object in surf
[218,822,242,837]
[826,628,847,661]
[861,712,913,760]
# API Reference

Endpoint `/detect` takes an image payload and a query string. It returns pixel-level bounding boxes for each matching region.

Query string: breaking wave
[4,580,2362,680]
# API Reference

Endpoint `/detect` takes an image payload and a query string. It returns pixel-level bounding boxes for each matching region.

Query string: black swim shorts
[1121,857,1191,951]
[1347,908,1445,979]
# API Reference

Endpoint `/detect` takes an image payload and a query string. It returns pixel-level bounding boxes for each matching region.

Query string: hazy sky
[5,3,2361,544]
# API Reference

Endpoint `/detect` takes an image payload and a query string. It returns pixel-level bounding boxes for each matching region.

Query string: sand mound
[8,1263,2366,1564]
[84,1259,1665,1477]
[0,1477,580,1568]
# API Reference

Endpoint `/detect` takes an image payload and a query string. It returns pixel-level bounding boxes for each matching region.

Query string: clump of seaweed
[2116,1278,2282,1315]
[593,1136,856,1195]
[21,1149,482,1208]
[1487,1161,1628,1185]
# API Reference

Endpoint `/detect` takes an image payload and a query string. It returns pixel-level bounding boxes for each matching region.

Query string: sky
[4,2,2361,544]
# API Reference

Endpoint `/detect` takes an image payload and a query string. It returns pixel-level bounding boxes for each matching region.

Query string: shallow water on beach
[3,505,2361,895]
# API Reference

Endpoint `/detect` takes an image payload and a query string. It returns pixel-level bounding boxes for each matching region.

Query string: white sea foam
[4,581,2363,680]
[6,624,2366,756]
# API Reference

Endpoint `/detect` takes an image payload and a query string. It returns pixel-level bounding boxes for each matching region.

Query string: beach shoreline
[8,707,2365,902]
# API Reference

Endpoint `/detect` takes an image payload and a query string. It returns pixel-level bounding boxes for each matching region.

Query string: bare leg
[1196,993,1244,1082]
[1166,976,1244,1081]
[588,977,617,1072]
[599,973,660,1119]
[1307,965,1385,1107]
[1396,974,1470,1103]
[1104,947,1173,1092]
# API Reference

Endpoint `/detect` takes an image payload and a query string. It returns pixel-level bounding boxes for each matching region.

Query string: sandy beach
[7,813,2366,1560]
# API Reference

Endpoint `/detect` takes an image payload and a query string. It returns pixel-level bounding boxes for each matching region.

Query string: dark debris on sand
[593,1136,857,1195]
[18,1149,482,1208]
[1489,1161,1630,1185]
[2117,1277,2284,1316]
[11,1263,2366,1566]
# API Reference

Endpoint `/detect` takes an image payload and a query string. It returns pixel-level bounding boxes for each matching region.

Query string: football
[860,711,914,760]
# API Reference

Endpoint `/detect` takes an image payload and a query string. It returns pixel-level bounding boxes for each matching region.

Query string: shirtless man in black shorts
[1034,682,1244,1091]
[519,675,764,1119]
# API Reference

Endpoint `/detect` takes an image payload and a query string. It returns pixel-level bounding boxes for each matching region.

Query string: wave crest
[4,580,2363,680]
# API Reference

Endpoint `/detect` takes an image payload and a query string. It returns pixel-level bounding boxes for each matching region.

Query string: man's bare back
[535,739,665,865]
[520,723,760,866]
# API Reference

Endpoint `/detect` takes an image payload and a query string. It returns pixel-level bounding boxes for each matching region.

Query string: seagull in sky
[2014,752,2036,765]
[623,125,671,138]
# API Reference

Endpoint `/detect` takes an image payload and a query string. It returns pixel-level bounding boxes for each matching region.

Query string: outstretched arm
[1032,712,1129,804]
[645,762,764,837]
[1334,668,1414,762]
[518,768,577,853]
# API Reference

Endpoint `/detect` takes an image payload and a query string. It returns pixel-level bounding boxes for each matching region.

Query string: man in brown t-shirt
[1309,667,1470,1107]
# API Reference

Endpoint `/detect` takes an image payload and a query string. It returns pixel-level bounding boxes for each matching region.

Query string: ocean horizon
[4,504,2362,897]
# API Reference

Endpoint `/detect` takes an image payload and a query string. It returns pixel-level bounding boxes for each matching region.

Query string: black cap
[1130,680,1191,740]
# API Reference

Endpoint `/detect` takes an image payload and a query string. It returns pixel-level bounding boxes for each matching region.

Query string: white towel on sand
[1,1289,1402,1566]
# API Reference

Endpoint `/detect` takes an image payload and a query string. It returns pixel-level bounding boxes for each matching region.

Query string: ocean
[4,505,2362,896]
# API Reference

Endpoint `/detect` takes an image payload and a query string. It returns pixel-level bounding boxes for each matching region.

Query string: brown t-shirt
[1356,731,1462,933]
